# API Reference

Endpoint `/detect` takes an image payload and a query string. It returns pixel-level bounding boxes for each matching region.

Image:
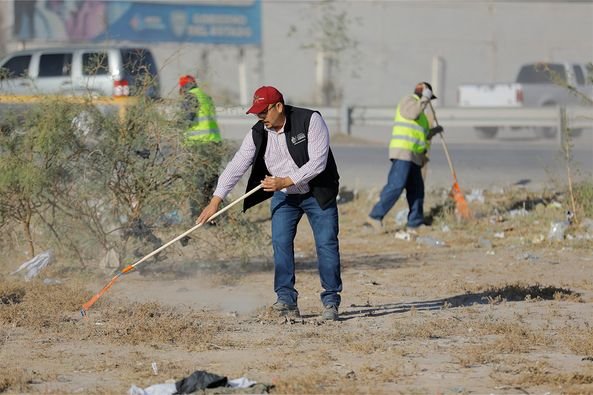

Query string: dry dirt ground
[1,187,593,394]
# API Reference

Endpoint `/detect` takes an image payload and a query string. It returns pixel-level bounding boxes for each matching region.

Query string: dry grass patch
[454,343,501,367]
[0,278,224,350]
[0,367,32,393]
[390,316,468,340]
[491,326,552,354]
[497,363,593,388]
[358,362,410,384]
[342,332,398,354]
[81,301,222,349]
[273,372,362,395]
[560,327,593,356]
[0,278,90,330]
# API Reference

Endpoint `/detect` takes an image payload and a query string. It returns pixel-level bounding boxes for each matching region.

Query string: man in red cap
[365,81,443,233]
[197,86,342,321]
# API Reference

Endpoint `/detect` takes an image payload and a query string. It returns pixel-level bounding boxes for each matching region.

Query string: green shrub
[0,96,266,270]
[573,181,593,218]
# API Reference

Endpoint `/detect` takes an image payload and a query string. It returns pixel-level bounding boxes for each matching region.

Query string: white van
[0,46,160,99]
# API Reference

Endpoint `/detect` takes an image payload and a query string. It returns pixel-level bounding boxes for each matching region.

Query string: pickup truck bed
[457,62,592,139]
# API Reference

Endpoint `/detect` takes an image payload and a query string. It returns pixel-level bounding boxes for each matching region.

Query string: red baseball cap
[179,75,196,88]
[246,86,284,114]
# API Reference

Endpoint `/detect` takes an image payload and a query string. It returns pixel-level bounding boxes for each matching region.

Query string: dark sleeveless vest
[243,105,340,211]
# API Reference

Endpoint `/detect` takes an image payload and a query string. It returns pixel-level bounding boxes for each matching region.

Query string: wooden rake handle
[80,184,263,316]
[428,101,458,183]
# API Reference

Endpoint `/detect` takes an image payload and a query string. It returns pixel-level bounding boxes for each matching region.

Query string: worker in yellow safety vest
[178,75,223,224]
[179,74,222,144]
[365,82,443,233]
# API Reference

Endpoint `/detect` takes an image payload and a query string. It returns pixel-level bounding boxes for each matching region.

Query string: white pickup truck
[458,62,592,138]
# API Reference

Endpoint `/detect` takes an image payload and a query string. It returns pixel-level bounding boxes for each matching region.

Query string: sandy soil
[1,188,593,394]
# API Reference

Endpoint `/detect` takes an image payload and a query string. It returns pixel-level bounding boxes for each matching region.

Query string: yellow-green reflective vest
[389,97,430,154]
[185,87,222,144]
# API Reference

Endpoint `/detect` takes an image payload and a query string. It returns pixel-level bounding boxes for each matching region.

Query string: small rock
[478,237,493,249]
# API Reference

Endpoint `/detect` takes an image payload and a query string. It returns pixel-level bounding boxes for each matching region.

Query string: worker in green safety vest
[178,75,223,224]
[365,82,443,233]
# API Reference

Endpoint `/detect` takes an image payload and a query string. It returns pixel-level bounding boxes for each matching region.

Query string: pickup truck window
[517,63,566,84]
[38,53,73,77]
[82,52,109,76]
[0,55,31,79]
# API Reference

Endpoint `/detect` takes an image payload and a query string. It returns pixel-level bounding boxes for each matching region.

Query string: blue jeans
[369,159,425,228]
[270,192,342,307]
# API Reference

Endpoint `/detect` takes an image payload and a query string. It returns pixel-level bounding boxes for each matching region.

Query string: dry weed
[82,301,222,350]
[0,278,90,330]
[454,343,501,367]
[390,316,466,340]
[560,327,593,356]
[509,363,593,387]
[273,372,362,395]
[1,182,592,393]
[0,367,31,393]
[0,278,222,350]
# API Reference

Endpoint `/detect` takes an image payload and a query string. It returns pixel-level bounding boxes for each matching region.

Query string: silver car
[0,46,160,99]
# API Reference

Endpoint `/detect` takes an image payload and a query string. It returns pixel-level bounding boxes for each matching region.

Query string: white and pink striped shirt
[213,112,330,200]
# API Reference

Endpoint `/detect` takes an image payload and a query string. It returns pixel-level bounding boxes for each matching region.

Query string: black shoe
[322,304,339,321]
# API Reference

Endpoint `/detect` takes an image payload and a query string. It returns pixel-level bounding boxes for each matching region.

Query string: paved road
[219,123,592,192]
[332,128,593,192]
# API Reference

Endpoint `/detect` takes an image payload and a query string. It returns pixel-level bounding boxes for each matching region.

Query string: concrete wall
[2,1,592,108]
[153,1,593,107]
[0,1,12,56]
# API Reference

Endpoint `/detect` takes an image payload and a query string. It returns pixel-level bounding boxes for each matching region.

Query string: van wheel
[571,128,583,138]
[475,127,498,139]
[535,127,557,139]
[536,101,558,139]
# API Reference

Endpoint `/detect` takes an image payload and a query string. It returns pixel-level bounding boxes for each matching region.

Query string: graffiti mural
[13,0,106,41]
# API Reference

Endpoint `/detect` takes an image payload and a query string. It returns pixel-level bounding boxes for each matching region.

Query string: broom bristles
[451,183,472,219]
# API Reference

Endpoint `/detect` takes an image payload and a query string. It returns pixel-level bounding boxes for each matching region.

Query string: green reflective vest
[389,96,430,154]
[185,87,222,144]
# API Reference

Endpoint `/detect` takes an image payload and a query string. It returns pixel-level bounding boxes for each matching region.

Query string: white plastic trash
[395,209,409,226]
[548,221,569,241]
[466,189,485,203]
[11,250,54,281]
[128,383,176,395]
[416,236,446,247]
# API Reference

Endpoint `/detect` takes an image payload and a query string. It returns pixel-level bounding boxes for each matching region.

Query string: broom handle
[428,101,458,183]
[129,184,263,271]
[81,184,263,314]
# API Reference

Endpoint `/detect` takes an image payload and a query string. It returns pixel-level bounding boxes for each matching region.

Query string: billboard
[13,0,261,45]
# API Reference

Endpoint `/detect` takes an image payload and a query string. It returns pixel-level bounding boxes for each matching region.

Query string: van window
[38,53,73,77]
[573,65,585,85]
[517,63,566,84]
[0,55,31,79]
[121,48,157,77]
[82,52,109,76]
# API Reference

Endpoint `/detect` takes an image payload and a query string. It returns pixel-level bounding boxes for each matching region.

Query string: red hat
[179,75,196,88]
[246,86,284,114]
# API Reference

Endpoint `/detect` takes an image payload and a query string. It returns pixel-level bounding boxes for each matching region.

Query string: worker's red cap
[246,86,284,114]
[179,75,196,88]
